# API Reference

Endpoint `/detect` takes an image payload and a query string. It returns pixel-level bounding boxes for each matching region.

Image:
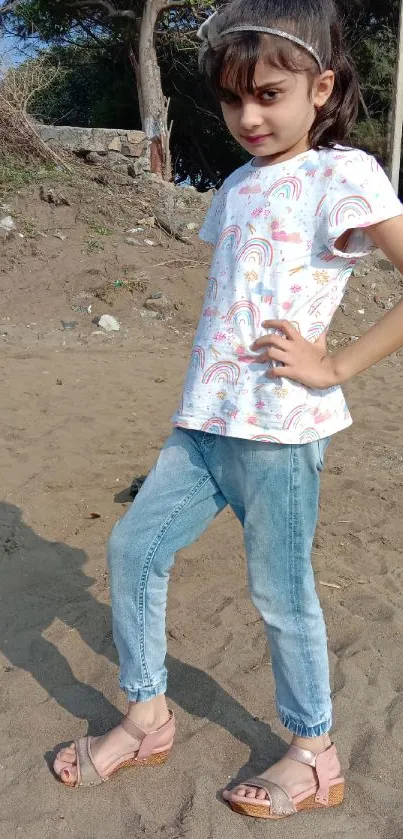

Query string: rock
[98,314,120,332]
[85,152,104,166]
[377,257,394,272]
[40,186,70,206]
[128,161,144,178]
[127,130,142,144]
[137,216,155,227]
[108,137,122,152]
[34,123,146,153]
[144,295,176,319]
[0,215,15,231]
[154,210,189,243]
[140,309,158,319]
[121,141,143,158]
[129,475,147,499]
[107,153,131,172]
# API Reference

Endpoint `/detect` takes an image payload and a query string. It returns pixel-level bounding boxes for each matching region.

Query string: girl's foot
[53,695,170,787]
[223,733,333,803]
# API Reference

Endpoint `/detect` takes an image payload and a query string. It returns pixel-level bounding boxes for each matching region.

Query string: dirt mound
[0,160,213,349]
[0,157,401,354]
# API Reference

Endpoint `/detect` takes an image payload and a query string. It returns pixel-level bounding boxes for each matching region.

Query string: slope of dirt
[2,161,403,839]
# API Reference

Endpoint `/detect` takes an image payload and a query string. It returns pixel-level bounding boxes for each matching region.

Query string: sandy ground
[1,170,403,838]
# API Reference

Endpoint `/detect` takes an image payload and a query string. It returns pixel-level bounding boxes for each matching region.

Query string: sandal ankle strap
[120,709,175,761]
[287,743,338,806]
[287,744,318,767]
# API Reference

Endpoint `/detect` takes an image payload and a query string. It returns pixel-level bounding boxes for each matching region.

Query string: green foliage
[31,43,140,128]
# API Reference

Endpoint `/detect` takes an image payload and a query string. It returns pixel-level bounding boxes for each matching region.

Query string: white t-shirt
[172,147,403,444]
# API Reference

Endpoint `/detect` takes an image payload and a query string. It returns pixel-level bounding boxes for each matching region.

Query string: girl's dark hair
[201,0,359,148]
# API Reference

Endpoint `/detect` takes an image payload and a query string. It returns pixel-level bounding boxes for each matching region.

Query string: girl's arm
[252,216,403,389]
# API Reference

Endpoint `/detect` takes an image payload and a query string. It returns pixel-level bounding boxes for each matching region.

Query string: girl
[54,0,403,821]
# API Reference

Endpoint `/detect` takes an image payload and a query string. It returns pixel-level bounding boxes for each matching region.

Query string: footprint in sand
[349,727,377,772]
[385,694,403,740]
[329,628,363,656]
[206,633,234,669]
[340,592,394,623]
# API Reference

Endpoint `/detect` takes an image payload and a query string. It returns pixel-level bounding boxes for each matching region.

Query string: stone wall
[35,124,150,177]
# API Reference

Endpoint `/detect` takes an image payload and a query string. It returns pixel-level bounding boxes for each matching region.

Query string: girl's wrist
[327,353,350,386]
[321,354,345,387]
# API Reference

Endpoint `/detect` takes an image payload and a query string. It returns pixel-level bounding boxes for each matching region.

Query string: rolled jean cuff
[278,706,332,737]
[121,677,167,703]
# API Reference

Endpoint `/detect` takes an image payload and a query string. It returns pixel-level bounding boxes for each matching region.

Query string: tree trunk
[138,0,171,179]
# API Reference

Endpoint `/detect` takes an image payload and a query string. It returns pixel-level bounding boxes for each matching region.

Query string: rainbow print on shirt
[202,417,227,435]
[190,346,206,371]
[236,238,274,267]
[282,405,306,430]
[252,434,283,443]
[225,300,261,330]
[306,322,325,342]
[207,277,218,300]
[299,428,320,442]
[265,177,303,200]
[329,195,372,228]
[202,361,241,385]
[218,225,242,250]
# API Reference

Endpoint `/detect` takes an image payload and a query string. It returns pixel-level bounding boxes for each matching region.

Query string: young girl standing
[54,0,403,820]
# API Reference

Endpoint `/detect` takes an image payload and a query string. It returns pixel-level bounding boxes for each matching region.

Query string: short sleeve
[199,185,227,246]
[319,152,403,258]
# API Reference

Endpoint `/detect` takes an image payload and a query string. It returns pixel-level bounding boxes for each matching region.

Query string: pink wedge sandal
[224,742,345,820]
[56,710,175,789]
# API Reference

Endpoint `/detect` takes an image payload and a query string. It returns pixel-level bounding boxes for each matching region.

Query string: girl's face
[220,57,334,165]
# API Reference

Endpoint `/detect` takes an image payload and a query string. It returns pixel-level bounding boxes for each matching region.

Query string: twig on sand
[154,213,191,245]
[154,258,210,268]
[319,580,342,590]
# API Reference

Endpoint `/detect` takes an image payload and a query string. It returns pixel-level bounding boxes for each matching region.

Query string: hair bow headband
[197,10,324,73]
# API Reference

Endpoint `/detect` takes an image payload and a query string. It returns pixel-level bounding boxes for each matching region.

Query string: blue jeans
[108,428,332,737]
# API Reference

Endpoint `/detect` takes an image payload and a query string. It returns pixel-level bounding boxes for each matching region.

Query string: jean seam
[137,470,214,686]
[289,445,320,723]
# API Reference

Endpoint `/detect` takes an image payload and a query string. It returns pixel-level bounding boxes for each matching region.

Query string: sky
[0,32,39,66]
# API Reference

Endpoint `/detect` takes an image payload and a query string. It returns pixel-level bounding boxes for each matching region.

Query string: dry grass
[0,54,70,169]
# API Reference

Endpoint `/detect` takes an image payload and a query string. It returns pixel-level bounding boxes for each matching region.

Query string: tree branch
[161,1,189,8]
[0,0,22,15]
[69,0,138,20]
[74,17,108,46]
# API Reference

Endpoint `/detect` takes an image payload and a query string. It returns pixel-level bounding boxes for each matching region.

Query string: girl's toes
[56,745,76,764]
[53,744,78,784]
[59,763,77,785]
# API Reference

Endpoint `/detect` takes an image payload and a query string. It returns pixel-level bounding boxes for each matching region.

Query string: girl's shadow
[167,655,286,787]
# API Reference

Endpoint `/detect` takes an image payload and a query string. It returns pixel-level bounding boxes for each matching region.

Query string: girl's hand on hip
[251,320,339,389]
